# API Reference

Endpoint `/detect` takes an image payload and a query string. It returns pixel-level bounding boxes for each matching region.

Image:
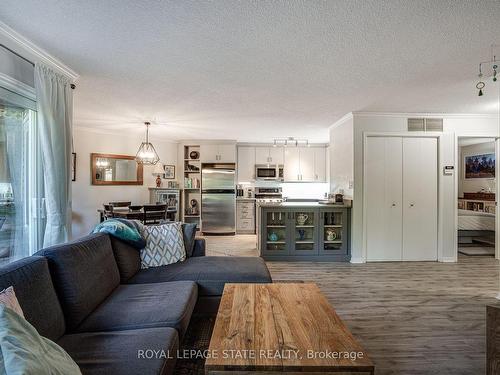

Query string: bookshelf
[183,145,201,230]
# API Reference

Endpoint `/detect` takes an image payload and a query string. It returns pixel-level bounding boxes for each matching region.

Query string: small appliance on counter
[236,184,244,197]
[245,187,255,198]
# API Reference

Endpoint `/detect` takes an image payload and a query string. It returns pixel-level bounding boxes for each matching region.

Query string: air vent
[424,118,443,132]
[407,118,443,132]
[408,118,425,131]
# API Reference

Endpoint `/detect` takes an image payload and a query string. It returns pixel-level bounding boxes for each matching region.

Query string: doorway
[456,137,497,259]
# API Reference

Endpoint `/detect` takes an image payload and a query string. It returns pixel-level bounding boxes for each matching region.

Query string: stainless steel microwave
[255,164,284,181]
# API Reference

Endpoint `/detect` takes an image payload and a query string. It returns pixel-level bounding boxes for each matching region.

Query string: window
[0,86,44,263]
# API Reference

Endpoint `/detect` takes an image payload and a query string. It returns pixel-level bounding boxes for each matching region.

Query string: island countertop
[257,200,352,208]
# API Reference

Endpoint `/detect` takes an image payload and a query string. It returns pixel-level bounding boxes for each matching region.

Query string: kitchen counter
[258,200,352,208]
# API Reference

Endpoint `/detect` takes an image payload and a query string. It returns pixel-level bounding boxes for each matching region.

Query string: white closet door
[402,137,438,261]
[365,137,403,261]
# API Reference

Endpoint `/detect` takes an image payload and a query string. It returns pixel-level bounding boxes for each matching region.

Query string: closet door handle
[410,203,415,207]
[391,203,396,207]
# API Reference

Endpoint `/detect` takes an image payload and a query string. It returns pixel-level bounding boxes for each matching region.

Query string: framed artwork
[163,164,175,179]
[464,153,495,179]
[71,152,76,181]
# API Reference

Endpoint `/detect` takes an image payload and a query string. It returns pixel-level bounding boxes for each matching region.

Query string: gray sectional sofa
[0,232,272,375]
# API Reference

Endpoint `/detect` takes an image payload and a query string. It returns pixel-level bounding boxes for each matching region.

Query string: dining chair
[102,204,114,220]
[143,204,167,225]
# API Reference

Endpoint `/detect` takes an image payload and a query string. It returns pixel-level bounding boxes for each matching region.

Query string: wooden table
[206,283,374,375]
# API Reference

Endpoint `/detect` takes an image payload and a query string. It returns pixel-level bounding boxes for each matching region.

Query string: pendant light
[135,122,160,165]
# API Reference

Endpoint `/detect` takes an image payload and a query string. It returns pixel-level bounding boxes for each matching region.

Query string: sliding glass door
[0,87,44,263]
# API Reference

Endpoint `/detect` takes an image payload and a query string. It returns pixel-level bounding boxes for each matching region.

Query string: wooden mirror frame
[91,153,143,185]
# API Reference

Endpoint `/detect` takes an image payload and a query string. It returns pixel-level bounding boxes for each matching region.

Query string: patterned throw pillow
[140,222,186,269]
[0,286,24,318]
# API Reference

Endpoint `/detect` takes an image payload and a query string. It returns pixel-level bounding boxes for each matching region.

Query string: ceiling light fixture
[476,44,499,96]
[273,137,309,147]
[135,121,160,165]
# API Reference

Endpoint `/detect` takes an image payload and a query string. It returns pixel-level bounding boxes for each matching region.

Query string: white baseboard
[350,257,366,264]
[439,257,457,263]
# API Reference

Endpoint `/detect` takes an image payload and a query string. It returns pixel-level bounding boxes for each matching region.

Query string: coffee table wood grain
[205,283,374,374]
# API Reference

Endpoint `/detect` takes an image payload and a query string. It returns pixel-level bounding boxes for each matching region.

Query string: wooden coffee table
[205,283,374,374]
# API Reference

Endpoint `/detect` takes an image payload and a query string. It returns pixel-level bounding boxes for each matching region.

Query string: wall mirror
[91,153,143,185]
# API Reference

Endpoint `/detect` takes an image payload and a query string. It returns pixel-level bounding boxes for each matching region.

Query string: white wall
[352,113,499,263]
[329,114,354,197]
[459,141,495,196]
[71,127,178,239]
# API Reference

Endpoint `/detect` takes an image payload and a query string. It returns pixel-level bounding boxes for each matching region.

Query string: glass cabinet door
[262,209,289,255]
[320,209,347,254]
[290,210,318,255]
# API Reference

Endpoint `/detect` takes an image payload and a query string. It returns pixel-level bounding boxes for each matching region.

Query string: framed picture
[71,152,76,181]
[464,153,495,179]
[163,164,175,179]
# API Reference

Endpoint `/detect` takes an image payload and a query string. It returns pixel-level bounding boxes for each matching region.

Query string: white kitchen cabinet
[255,147,284,165]
[284,148,301,181]
[201,144,236,163]
[365,136,437,262]
[237,146,255,182]
[313,147,327,182]
[283,147,321,182]
[299,147,315,181]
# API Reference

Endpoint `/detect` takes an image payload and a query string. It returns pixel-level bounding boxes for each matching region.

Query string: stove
[255,187,283,204]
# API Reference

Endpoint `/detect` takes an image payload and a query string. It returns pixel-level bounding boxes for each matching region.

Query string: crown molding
[328,112,354,130]
[0,21,78,81]
[351,111,498,119]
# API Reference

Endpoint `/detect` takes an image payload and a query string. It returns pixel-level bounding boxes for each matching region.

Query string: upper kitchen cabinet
[283,148,301,181]
[313,147,327,182]
[283,147,326,182]
[255,147,284,165]
[201,143,236,163]
[237,146,255,182]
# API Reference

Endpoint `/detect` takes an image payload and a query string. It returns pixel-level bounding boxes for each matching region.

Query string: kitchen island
[257,201,352,261]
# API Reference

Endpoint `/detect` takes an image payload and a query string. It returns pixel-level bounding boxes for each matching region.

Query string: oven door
[255,165,278,180]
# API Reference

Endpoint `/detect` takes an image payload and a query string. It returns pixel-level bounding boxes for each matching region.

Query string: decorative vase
[155,175,162,188]
[298,229,306,241]
[268,232,279,242]
[189,151,200,160]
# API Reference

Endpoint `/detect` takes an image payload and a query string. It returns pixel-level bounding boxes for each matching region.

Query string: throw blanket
[92,218,146,249]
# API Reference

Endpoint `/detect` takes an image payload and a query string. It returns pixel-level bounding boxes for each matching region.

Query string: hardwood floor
[203,234,500,375]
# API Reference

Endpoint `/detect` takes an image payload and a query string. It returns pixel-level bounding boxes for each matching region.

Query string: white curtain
[34,64,73,247]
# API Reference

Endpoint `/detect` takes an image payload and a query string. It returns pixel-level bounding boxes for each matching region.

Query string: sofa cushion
[76,281,197,337]
[181,223,197,257]
[127,256,272,296]
[0,305,81,375]
[58,327,178,375]
[140,223,186,269]
[37,233,120,332]
[0,256,65,341]
[110,236,141,283]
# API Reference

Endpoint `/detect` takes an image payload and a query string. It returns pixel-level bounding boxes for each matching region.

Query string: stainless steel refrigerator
[201,163,236,234]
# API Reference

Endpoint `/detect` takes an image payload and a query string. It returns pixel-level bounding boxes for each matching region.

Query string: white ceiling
[1,0,500,142]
